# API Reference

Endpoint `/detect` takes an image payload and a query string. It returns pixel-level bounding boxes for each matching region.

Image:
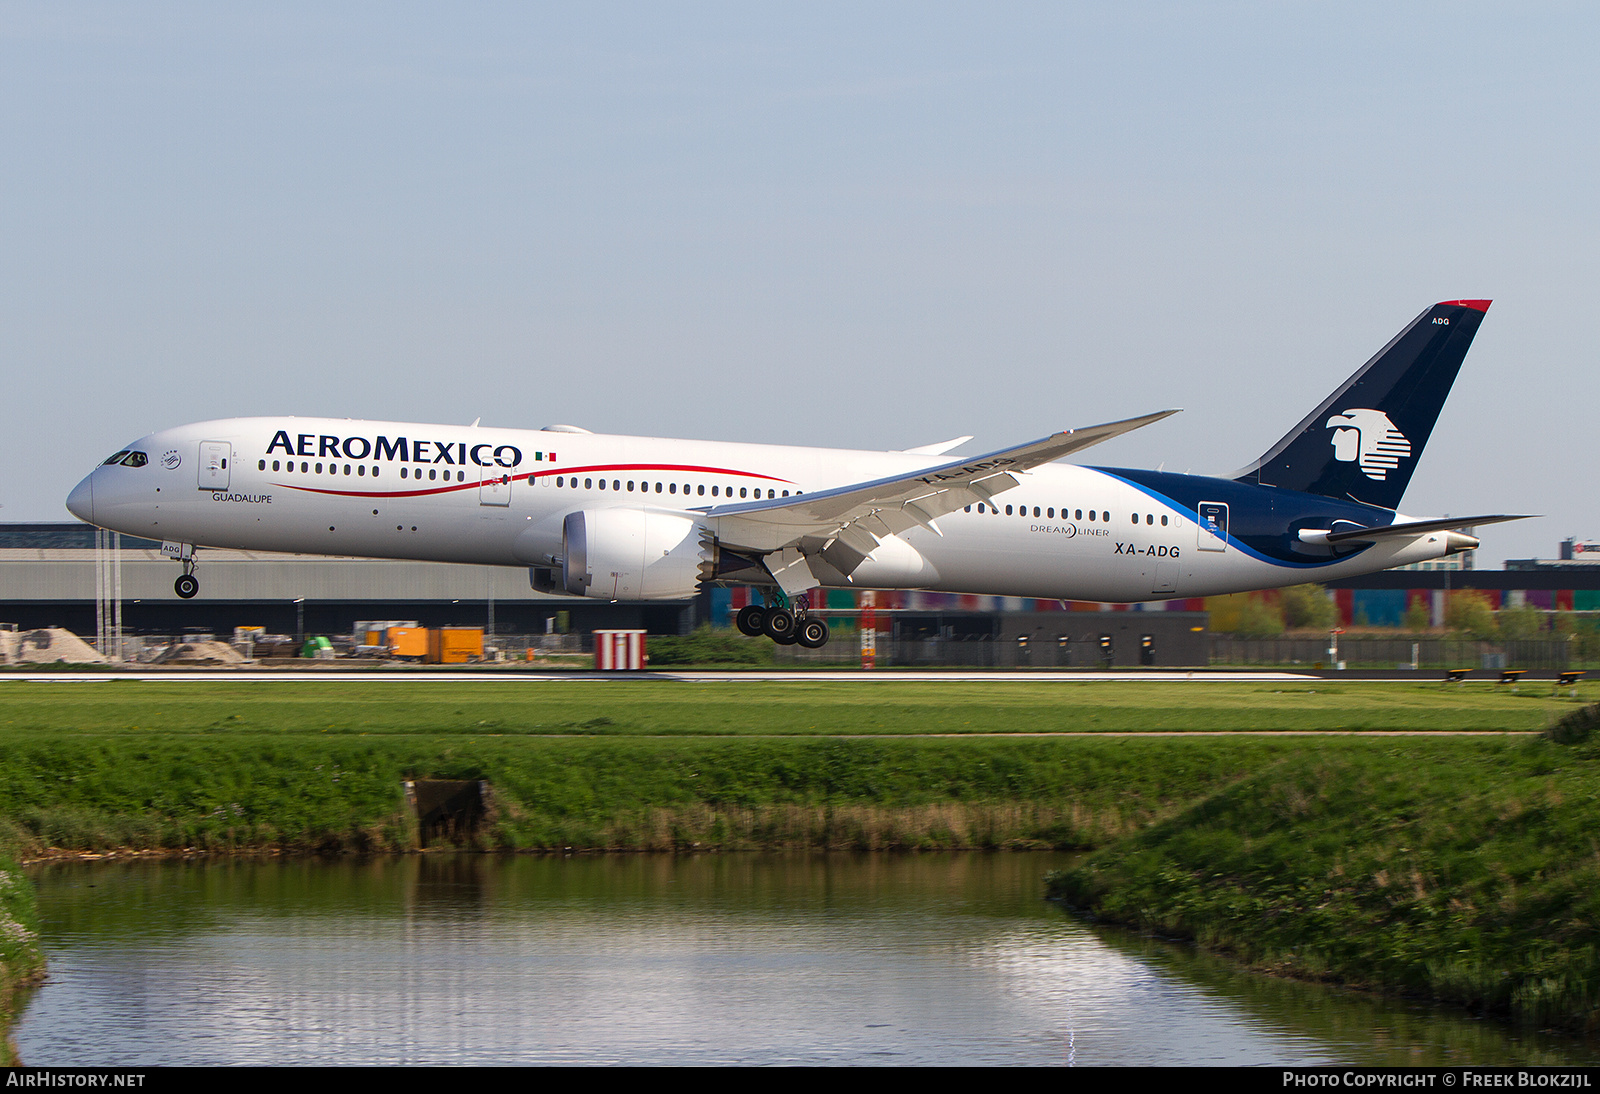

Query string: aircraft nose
[65,473,94,524]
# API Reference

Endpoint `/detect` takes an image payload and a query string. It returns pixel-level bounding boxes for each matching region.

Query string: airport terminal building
[2,523,1595,667]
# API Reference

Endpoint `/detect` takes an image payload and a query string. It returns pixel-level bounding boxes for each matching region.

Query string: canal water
[15,853,1599,1066]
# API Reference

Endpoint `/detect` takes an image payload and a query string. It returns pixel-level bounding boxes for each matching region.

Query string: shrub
[1281,584,1337,631]
[646,626,775,666]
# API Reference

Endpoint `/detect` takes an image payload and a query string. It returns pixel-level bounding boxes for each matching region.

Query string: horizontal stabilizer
[1319,513,1534,545]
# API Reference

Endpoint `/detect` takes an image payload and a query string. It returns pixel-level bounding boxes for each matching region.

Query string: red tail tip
[1439,299,1491,312]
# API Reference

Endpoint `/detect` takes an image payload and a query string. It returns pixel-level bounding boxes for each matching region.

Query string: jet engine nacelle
[562,509,705,600]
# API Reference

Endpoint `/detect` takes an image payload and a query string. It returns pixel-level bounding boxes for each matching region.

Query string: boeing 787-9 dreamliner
[67,300,1523,648]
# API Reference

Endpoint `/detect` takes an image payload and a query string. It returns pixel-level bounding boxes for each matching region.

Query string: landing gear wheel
[735,605,767,637]
[762,607,796,642]
[797,618,830,649]
[174,574,199,599]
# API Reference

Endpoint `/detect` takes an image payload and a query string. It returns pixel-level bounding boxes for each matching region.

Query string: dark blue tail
[1232,300,1490,511]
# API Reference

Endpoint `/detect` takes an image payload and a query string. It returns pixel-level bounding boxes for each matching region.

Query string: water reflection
[16,854,1599,1066]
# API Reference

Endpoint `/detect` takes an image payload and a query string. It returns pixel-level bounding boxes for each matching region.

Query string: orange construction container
[388,627,429,660]
[426,627,483,664]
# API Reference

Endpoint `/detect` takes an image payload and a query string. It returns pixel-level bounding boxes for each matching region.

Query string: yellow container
[389,627,429,659]
[426,627,483,664]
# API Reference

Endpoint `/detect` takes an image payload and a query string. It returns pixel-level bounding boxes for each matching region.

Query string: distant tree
[1445,591,1498,638]
[1281,584,1337,631]
[1496,605,1544,640]
[1403,598,1431,633]
[1234,595,1285,636]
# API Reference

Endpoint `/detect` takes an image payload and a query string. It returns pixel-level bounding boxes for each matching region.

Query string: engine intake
[561,509,706,600]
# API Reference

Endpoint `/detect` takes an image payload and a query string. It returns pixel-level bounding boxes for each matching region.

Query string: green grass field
[0,678,1585,737]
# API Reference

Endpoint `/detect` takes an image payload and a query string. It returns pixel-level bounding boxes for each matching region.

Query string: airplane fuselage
[70,416,1456,604]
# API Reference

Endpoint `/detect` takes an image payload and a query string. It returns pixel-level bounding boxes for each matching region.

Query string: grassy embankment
[3,677,1597,1030]
[1048,702,1600,1032]
[0,679,1574,854]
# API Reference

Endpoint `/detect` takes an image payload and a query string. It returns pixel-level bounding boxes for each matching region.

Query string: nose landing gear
[735,593,830,648]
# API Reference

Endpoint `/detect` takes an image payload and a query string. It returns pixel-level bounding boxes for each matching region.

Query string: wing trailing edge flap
[707,409,1180,571]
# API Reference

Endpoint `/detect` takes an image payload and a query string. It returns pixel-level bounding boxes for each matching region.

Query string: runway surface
[0,670,1321,683]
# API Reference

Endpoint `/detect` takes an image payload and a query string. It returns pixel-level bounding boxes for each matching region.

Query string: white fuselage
[69,417,1457,603]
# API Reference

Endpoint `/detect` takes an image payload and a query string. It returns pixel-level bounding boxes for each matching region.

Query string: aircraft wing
[703,410,1179,567]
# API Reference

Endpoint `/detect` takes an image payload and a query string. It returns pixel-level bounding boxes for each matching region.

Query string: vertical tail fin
[1232,299,1490,510]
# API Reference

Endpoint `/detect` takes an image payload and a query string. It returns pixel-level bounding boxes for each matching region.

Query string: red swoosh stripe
[268,461,793,499]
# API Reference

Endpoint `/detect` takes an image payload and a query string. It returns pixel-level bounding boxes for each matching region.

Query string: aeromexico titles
[68,300,1526,648]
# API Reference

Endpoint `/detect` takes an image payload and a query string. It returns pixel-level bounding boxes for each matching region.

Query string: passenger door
[1197,502,1228,552]
[198,441,231,490]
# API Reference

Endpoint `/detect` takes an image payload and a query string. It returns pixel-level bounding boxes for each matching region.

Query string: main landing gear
[174,557,199,599]
[736,593,830,649]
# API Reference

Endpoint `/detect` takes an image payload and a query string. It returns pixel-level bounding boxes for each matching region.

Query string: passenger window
[599,479,606,490]
[1146,514,1153,525]
[965,505,972,513]
[258,460,266,471]
[315,463,323,474]
[557,477,564,487]
[1047,508,1053,518]
[345,464,352,476]
[613,480,620,491]
[712,486,718,497]
[782,490,789,497]
[585,478,593,489]
[1161,515,1168,526]
[358,465,366,477]
[1005,505,1013,515]
[1033,507,1040,517]
[401,468,408,479]
[272,461,280,472]
[1075,509,1082,520]
[740,487,747,498]
[698,485,705,496]
[627,481,634,492]
[301,462,308,473]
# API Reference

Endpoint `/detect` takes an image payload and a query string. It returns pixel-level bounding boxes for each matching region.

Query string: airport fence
[1210,634,1600,671]
[772,634,1600,672]
[70,629,1600,673]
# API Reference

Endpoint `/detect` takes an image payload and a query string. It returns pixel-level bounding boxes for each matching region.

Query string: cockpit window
[102,451,130,465]
[121,452,148,468]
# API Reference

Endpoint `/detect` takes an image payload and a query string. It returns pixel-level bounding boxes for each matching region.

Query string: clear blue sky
[3,2,1594,563]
